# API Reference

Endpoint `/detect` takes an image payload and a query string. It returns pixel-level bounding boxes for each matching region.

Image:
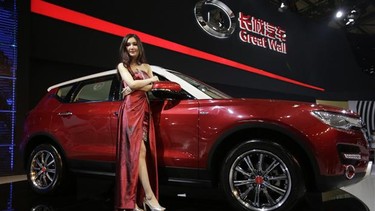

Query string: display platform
[0,175,369,211]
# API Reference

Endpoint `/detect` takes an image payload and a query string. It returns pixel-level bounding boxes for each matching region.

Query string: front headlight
[311,110,363,130]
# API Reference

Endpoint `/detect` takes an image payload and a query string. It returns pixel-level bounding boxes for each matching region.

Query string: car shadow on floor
[0,175,370,211]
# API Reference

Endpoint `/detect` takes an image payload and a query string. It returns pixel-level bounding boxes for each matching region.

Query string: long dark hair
[119,34,148,69]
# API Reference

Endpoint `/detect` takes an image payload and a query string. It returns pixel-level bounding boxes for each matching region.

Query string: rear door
[50,75,118,162]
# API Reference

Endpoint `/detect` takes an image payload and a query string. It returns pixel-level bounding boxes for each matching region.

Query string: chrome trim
[344,165,356,180]
[343,153,362,160]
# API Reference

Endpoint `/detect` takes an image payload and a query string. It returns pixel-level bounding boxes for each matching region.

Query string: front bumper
[316,161,372,191]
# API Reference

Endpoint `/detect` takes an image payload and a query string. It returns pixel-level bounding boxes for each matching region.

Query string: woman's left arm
[145,64,154,78]
[138,64,157,92]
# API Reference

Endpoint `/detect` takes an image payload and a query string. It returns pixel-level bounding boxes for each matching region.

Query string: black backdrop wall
[26,0,375,106]
[13,0,375,175]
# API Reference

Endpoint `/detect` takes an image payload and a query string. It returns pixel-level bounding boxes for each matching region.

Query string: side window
[73,77,114,103]
[57,86,73,99]
[56,85,74,102]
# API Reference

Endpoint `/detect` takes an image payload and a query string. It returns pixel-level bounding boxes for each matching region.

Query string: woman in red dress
[115,34,165,211]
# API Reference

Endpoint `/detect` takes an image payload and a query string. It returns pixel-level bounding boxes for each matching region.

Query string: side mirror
[151,81,181,92]
[151,81,182,99]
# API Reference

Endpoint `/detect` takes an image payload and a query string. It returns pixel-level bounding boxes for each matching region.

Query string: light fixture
[334,7,360,26]
[335,10,344,18]
[345,18,355,25]
[278,0,288,13]
[344,9,359,26]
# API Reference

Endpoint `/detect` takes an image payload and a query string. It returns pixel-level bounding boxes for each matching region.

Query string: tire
[27,144,66,194]
[220,140,305,211]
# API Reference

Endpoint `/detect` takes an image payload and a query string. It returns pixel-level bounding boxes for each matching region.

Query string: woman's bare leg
[138,140,161,207]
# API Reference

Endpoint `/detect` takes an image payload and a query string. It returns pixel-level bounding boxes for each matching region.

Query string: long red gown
[115,70,159,210]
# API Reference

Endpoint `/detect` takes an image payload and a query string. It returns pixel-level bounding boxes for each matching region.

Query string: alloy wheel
[29,149,57,190]
[228,149,292,211]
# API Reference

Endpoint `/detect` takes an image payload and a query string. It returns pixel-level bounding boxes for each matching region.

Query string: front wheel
[220,140,305,211]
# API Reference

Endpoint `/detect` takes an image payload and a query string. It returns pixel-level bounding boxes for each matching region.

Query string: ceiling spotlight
[344,9,359,26]
[345,18,355,25]
[334,7,360,27]
[348,9,359,19]
[278,1,288,13]
[335,10,344,18]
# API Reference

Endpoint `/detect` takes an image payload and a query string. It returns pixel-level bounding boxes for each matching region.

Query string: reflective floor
[0,175,371,211]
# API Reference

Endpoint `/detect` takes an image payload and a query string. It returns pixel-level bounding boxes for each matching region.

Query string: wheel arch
[207,121,320,191]
[22,133,67,170]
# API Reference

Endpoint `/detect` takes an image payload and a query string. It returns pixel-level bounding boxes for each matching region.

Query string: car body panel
[50,101,117,161]
[152,99,199,168]
[198,98,369,174]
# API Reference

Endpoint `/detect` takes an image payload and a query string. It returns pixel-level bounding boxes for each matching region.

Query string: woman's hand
[151,76,159,83]
[121,86,133,96]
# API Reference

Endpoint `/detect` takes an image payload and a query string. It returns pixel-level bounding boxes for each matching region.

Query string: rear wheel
[27,144,66,194]
[221,140,305,211]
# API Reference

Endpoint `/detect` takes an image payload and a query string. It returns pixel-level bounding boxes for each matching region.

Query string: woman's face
[126,37,139,59]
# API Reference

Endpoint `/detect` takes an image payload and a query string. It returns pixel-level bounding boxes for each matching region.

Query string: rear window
[55,75,118,103]
[73,78,114,103]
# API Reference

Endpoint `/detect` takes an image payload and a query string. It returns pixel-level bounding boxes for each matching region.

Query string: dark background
[22,0,375,105]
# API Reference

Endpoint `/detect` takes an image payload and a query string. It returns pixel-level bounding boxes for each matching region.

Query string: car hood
[199,98,358,118]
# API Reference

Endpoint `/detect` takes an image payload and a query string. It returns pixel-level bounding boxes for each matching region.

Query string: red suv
[20,65,371,211]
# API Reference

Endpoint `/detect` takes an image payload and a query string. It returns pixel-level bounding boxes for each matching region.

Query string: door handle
[58,112,73,116]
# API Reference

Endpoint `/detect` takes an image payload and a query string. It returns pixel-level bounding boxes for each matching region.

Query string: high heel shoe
[133,207,144,211]
[143,197,166,211]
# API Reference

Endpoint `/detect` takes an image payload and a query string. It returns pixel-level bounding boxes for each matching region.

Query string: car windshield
[170,70,231,99]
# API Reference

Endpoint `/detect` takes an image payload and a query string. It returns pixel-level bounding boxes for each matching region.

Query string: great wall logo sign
[194,0,287,54]
[194,0,236,39]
